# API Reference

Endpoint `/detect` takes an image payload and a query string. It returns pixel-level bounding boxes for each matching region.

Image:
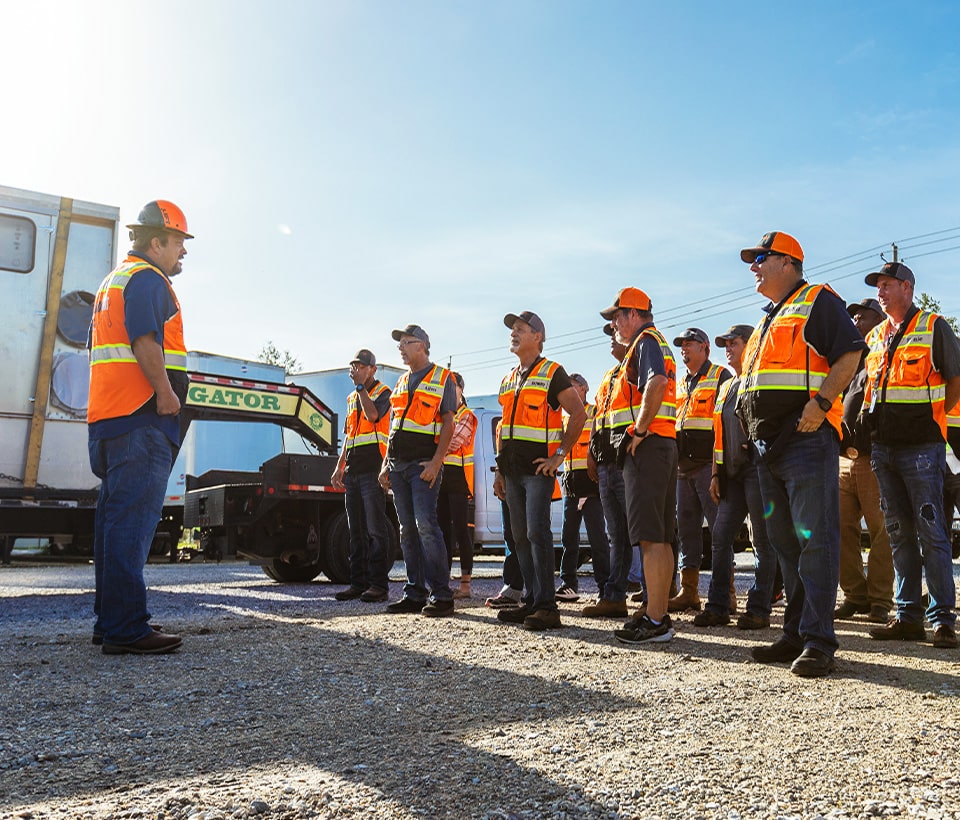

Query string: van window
[0,214,36,273]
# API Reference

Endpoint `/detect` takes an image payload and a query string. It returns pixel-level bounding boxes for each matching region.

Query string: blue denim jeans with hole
[343,469,392,591]
[390,461,452,602]
[559,494,610,595]
[504,472,557,612]
[89,426,176,645]
[754,427,840,656]
[871,441,957,627]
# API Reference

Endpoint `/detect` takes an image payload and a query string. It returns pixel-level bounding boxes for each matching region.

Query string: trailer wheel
[261,559,324,583]
[321,511,350,584]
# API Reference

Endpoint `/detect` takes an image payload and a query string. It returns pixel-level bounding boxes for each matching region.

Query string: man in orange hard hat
[87,200,193,655]
[736,231,865,677]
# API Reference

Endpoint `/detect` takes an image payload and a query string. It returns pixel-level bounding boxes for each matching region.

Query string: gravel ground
[2,556,959,820]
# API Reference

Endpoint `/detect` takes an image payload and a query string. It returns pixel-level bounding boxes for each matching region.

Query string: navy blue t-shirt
[88,255,186,447]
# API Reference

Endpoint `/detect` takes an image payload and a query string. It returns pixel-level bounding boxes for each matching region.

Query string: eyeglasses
[397,340,422,349]
[754,252,785,265]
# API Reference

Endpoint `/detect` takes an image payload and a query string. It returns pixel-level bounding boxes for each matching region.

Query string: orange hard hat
[126,200,194,239]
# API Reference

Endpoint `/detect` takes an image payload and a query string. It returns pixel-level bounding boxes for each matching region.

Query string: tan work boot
[581,598,628,618]
[667,568,701,612]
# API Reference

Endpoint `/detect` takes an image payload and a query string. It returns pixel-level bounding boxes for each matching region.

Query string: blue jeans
[501,499,524,592]
[628,547,646,587]
[559,494,610,594]
[754,427,841,656]
[598,463,631,601]
[871,442,957,627]
[389,461,452,602]
[343,469,392,590]
[706,463,776,617]
[676,463,718,572]
[89,426,176,644]
[504,473,557,612]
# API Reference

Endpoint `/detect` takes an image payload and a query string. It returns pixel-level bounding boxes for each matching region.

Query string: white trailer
[0,185,119,557]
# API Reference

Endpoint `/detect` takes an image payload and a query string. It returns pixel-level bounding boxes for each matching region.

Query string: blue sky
[5,0,959,396]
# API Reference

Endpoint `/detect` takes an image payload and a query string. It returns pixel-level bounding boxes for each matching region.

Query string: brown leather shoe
[102,631,182,655]
[92,623,164,646]
[581,598,628,618]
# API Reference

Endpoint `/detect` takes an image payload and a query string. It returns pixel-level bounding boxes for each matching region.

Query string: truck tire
[321,511,350,584]
[261,559,324,583]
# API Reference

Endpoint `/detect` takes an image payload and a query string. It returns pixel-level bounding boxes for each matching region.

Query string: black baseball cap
[504,311,546,340]
[846,298,883,319]
[391,324,431,348]
[350,349,376,366]
[865,262,915,287]
[714,324,754,347]
[672,328,709,346]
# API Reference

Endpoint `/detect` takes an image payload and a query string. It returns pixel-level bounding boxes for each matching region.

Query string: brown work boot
[667,568,701,612]
[581,598,628,618]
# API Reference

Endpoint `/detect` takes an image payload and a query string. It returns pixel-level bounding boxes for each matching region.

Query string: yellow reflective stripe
[396,418,439,436]
[164,351,187,370]
[502,425,563,443]
[347,431,387,449]
[684,418,713,431]
[90,343,137,363]
[443,453,474,467]
[740,371,828,391]
[883,386,946,403]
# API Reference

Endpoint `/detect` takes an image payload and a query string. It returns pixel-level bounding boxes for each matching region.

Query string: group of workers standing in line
[333,229,960,679]
[85,202,960,679]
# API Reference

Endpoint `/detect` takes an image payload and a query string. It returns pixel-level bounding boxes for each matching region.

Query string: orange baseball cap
[599,287,652,319]
[740,231,804,264]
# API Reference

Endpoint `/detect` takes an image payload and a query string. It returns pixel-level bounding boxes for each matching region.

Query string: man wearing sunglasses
[736,232,865,677]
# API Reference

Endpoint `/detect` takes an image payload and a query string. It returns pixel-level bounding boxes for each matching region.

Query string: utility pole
[892,242,898,262]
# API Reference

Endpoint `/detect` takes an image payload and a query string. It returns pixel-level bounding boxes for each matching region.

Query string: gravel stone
[2,559,960,819]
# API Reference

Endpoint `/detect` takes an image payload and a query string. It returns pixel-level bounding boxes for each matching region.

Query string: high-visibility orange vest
[443,403,477,495]
[713,378,736,466]
[677,362,726,434]
[390,364,451,441]
[738,283,843,438]
[344,381,390,458]
[863,310,946,442]
[88,255,186,424]
[593,363,620,434]
[564,403,596,473]
[608,326,677,441]
[499,358,564,455]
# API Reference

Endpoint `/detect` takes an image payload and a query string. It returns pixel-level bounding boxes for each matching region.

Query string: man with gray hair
[494,311,586,631]
[379,324,457,617]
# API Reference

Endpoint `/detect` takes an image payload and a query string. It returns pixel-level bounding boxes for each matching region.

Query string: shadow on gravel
[1,616,631,817]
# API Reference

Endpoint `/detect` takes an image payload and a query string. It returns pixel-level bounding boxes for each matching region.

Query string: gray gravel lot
[2,557,959,820]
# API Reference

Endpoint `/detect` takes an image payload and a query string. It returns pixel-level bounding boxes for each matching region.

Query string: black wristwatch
[813,392,832,412]
[356,383,366,393]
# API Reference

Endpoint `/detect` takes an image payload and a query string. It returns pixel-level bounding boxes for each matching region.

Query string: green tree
[917,292,960,334]
[257,340,302,374]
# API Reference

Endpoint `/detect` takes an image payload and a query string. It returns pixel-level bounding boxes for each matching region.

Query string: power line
[451,230,960,375]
